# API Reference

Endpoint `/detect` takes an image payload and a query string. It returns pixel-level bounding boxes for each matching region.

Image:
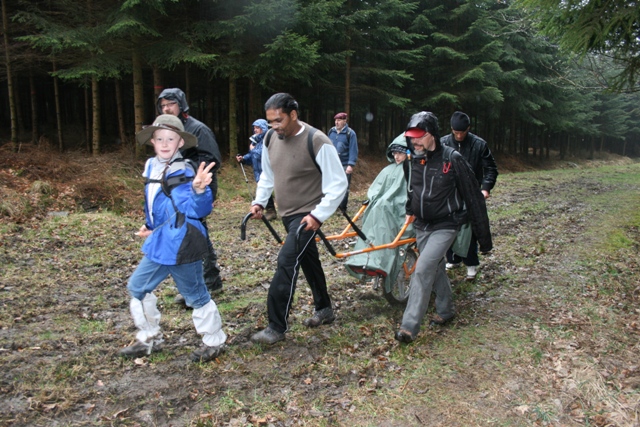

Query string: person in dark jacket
[395,111,492,344]
[441,111,498,280]
[119,114,227,363]
[236,119,277,220]
[156,88,223,297]
[327,112,358,212]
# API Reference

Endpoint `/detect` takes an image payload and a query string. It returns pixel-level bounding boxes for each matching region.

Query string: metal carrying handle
[240,212,283,244]
[339,206,368,242]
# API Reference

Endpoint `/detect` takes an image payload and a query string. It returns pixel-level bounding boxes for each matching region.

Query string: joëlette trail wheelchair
[240,202,417,306]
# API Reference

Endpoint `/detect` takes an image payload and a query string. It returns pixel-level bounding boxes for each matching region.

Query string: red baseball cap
[405,128,427,138]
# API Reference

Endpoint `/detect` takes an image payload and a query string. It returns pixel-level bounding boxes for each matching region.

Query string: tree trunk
[29,73,38,145]
[84,84,90,151]
[185,64,190,104]
[228,77,238,160]
[52,60,64,152]
[153,66,163,112]
[206,82,215,137]
[115,79,127,146]
[345,55,351,117]
[132,49,145,156]
[559,134,567,160]
[368,98,378,152]
[1,0,18,152]
[91,76,100,155]
[509,115,517,154]
[14,76,24,136]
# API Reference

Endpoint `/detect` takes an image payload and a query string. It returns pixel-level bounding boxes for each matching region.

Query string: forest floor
[0,144,639,427]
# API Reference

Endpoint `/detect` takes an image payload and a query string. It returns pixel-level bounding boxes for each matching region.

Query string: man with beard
[396,111,492,343]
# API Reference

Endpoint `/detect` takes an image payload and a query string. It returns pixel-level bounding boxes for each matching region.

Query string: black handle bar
[240,212,283,244]
[339,206,368,242]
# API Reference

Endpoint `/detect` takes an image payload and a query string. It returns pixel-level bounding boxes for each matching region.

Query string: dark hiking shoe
[394,329,415,344]
[119,339,162,358]
[173,293,187,305]
[251,327,285,345]
[264,208,278,221]
[429,314,455,326]
[302,307,335,328]
[190,343,226,363]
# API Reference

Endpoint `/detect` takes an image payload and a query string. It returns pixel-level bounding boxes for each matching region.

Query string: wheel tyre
[383,246,417,306]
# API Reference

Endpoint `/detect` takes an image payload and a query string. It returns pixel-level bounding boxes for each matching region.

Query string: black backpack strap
[264,129,275,148]
[306,127,321,174]
[265,127,321,174]
[442,145,454,164]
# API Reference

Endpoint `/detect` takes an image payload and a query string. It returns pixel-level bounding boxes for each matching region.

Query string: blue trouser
[401,227,458,337]
[128,257,211,309]
[339,167,352,211]
[267,214,331,333]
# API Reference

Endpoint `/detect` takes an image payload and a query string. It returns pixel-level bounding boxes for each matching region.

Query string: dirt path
[1,162,639,426]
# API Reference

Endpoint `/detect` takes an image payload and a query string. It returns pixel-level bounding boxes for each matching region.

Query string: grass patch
[1,159,639,427]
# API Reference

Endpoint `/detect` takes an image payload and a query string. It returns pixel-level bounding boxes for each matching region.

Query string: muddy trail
[1,157,639,427]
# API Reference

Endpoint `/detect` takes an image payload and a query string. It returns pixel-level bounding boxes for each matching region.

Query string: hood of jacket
[385,133,409,162]
[252,119,268,133]
[405,111,440,155]
[156,88,190,115]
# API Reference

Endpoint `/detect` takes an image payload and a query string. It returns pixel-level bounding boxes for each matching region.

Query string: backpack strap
[441,145,454,164]
[264,129,275,148]
[306,127,321,174]
[144,159,196,197]
[265,127,322,174]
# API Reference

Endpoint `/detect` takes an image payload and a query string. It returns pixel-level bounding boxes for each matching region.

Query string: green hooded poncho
[344,134,415,288]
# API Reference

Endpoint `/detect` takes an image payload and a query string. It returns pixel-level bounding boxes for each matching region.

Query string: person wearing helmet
[396,111,492,344]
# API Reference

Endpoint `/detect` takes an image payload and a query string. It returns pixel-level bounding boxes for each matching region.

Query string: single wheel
[383,246,417,306]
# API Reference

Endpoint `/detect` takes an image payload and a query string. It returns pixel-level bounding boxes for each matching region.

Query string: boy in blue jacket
[119,114,227,363]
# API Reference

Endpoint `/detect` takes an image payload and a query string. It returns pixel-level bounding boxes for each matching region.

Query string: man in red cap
[328,112,358,212]
[396,111,492,344]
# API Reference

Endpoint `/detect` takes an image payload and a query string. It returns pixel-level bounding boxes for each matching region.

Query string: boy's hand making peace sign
[192,162,216,194]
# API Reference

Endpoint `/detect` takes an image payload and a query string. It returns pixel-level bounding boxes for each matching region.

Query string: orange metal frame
[319,204,417,260]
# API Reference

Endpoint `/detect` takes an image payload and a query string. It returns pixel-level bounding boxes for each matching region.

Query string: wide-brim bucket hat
[135,114,197,149]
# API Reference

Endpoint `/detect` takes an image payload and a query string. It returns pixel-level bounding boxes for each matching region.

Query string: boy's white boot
[120,293,163,358]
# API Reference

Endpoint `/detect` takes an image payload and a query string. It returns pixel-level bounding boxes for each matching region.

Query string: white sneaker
[446,262,460,270]
[466,265,478,280]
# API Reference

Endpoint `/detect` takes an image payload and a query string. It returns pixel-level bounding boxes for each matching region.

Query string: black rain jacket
[406,143,493,253]
[156,88,222,198]
[441,132,498,194]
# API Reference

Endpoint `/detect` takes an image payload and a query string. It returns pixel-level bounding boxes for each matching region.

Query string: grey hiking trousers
[400,227,458,337]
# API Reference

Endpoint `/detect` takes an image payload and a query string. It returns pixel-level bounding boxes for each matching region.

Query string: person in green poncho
[345,134,414,287]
